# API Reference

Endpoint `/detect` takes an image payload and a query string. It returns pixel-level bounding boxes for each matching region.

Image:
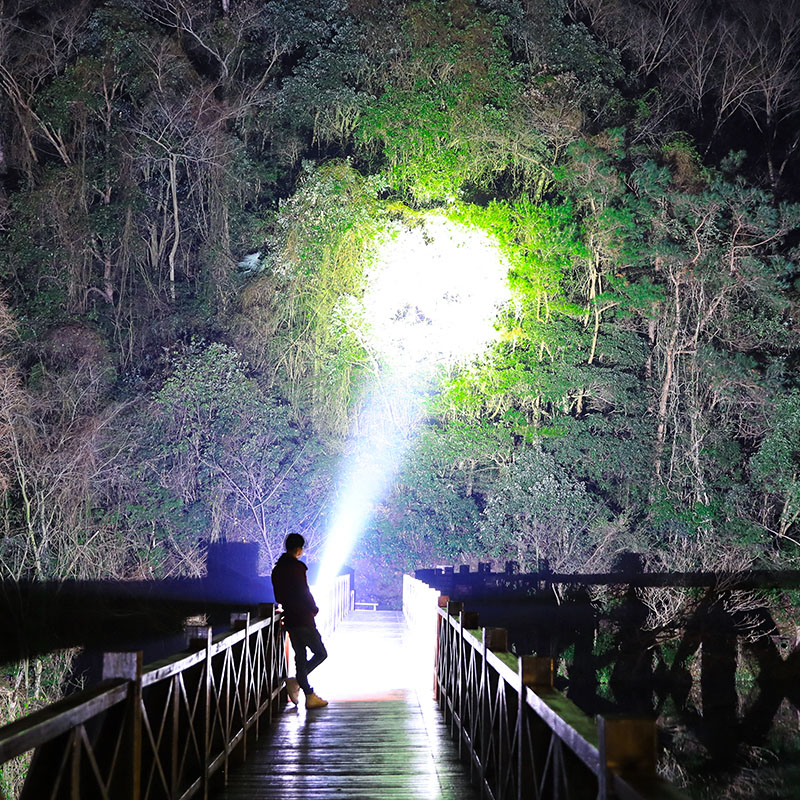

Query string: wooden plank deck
[214,610,481,800]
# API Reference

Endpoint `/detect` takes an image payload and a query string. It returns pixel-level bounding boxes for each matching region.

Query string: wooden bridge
[0,571,690,800]
[216,609,479,800]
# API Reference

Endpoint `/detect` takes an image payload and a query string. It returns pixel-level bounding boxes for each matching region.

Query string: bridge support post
[479,628,507,791]
[517,656,553,800]
[255,603,276,729]
[434,595,449,702]
[444,603,463,733]
[102,651,142,800]
[597,716,657,799]
[261,604,284,721]
[457,609,479,760]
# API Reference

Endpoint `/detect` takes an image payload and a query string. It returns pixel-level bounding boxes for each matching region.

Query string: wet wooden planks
[214,610,480,800]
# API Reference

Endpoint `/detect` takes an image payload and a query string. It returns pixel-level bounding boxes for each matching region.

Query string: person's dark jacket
[271,553,319,628]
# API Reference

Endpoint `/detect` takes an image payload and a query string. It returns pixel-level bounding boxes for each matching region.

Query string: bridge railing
[403,573,687,800]
[312,572,354,641]
[0,604,284,800]
[0,571,353,800]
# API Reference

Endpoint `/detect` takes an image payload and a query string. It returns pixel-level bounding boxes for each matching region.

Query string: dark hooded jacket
[271,553,319,628]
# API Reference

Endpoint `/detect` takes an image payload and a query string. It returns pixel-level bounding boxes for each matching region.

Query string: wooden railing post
[479,628,489,791]
[230,612,250,765]
[517,656,553,800]
[597,716,657,799]
[456,610,477,758]
[460,610,479,762]
[457,609,465,756]
[262,604,284,721]
[478,627,507,791]
[484,628,508,652]
[487,629,508,794]
[446,602,463,730]
[102,651,142,800]
[187,625,212,800]
[275,605,287,711]
[255,604,275,728]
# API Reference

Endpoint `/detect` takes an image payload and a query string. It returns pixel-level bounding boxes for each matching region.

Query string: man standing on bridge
[271,533,329,709]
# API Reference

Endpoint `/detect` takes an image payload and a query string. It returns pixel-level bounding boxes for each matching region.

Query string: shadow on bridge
[0,543,276,672]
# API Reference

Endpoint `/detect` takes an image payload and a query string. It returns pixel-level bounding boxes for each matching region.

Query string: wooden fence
[404,574,687,800]
[0,573,353,800]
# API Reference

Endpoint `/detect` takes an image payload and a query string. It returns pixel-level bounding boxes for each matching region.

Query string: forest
[1,0,799,784]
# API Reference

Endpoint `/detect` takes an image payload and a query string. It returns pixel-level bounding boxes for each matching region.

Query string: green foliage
[0,651,78,798]
[488,0,623,90]
[355,0,551,202]
[752,393,800,495]
[458,199,587,289]
[541,412,655,509]
[263,0,371,146]
[480,446,612,571]
[431,197,593,426]
[365,420,514,576]
[239,161,387,436]
[1,0,800,618]
[751,393,800,545]
[131,341,333,562]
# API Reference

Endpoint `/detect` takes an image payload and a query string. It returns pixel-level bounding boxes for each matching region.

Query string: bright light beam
[314,374,417,591]
[315,212,510,593]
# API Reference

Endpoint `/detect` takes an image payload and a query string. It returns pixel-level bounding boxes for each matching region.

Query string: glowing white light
[311,610,430,701]
[316,212,510,590]
[363,212,510,372]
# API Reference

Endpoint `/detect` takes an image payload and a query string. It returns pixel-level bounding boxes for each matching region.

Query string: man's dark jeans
[288,626,327,695]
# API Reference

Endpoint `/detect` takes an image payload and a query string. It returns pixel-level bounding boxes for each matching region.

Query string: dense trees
[572,0,800,193]
[0,0,798,623]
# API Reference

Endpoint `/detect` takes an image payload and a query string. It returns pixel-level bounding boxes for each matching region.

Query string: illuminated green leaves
[244,161,386,435]
[355,1,547,202]
[480,447,612,572]
[752,393,800,497]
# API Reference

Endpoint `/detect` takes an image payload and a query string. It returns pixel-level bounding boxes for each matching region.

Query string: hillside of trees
[1,0,799,769]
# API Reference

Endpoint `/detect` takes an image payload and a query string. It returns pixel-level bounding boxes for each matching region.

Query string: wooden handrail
[0,606,284,800]
[312,573,354,640]
[0,573,353,799]
[403,573,688,800]
[0,680,130,763]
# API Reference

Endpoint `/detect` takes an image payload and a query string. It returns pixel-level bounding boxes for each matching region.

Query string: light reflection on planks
[215,610,480,800]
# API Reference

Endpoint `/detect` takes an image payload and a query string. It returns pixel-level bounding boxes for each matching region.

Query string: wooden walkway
[214,610,481,800]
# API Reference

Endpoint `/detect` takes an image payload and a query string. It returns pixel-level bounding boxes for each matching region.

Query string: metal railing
[0,572,353,800]
[403,574,687,800]
[0,604,283,800]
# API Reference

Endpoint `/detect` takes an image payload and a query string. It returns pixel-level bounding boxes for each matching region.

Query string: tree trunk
[654,275,682,487]
[168,155,180,302]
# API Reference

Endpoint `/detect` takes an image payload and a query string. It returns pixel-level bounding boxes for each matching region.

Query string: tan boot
[305,692,328,709]
[285,678,300,705]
